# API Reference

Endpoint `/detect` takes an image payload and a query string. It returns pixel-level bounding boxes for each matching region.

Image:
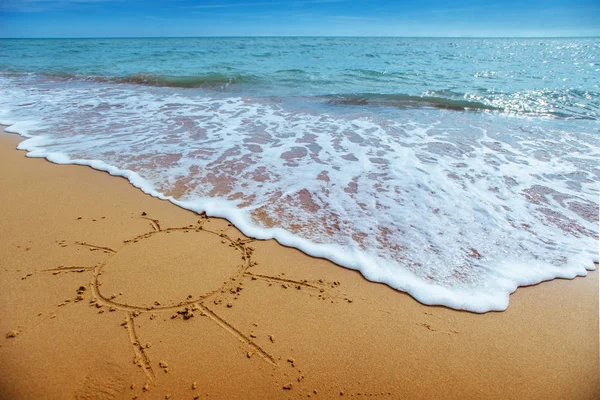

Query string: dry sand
[0,127,598,399]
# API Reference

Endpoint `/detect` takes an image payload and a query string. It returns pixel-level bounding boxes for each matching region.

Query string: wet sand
[0,127,598,399]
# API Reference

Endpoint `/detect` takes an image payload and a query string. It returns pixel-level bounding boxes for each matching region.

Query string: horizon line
[1,35,599,39]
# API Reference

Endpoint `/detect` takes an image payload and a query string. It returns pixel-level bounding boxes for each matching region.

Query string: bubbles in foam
[1,74,597,312]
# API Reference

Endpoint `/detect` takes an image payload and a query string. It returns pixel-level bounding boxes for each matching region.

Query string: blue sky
[0,0,598,38]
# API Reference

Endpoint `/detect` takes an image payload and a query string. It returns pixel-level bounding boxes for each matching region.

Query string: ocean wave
[0,71,262,89]
[464,88,600,120]
[113,73,260,88]
[323,90,600,120]
[1,69,597,119]
[321,93,500,112]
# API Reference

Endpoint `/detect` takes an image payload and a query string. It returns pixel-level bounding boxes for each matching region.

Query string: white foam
[1,75,597,312]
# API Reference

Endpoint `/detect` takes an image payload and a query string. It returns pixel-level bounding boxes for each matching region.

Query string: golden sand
[0,128,598,399]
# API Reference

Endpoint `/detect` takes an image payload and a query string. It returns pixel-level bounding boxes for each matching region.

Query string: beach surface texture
[0,128,598,398]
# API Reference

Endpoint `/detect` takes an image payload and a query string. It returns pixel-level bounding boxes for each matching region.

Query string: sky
[0,0,598,38]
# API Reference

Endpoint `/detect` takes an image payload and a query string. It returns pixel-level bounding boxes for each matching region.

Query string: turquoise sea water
[1,37,599,117]
[0,37,598,311]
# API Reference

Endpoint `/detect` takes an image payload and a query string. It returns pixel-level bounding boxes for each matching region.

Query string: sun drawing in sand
[28,213,335,387]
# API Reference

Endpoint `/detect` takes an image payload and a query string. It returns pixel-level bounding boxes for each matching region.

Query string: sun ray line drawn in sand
[41,265,95,273]
[243,272,320,290]
[125,312,155,381]
[140,216,161,232]
[3,284,92,345]
[74,241,117,253]
[4,301,77,345]
[7,213,338,382]
[196,303,277,366]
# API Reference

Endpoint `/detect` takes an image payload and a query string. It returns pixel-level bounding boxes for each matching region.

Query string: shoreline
[0,128,598,398]
[3,124,596,314]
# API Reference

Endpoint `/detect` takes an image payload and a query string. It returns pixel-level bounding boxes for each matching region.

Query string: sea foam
[1,75,597,312]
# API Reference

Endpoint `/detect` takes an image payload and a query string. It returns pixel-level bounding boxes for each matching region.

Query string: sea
[0,37,598,312]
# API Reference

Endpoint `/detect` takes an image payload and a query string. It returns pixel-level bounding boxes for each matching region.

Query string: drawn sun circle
[94,228,247,309]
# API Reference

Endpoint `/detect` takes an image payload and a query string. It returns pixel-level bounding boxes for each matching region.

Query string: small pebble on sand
[6,330,18,339]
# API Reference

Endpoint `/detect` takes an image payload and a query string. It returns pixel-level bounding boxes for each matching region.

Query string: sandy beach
[0,126,598,399]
